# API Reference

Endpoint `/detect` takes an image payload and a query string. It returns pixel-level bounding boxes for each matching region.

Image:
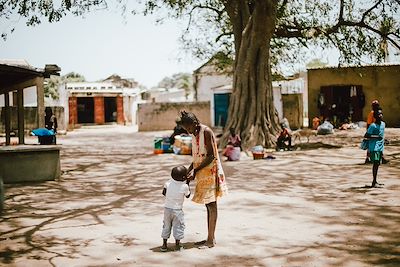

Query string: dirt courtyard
[1,126,400,267]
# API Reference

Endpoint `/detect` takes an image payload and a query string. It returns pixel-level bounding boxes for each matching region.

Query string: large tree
[2,0,399,148]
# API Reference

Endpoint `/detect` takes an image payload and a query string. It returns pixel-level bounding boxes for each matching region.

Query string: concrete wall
[0,106,65,133]
[308,65,400,127]
[138,102,211,131]
[0,146,60,183]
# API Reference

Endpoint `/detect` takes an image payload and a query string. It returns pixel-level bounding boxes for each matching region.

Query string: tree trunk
[223,0,280,149]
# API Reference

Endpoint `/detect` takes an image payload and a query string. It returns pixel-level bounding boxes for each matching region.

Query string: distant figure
[366,100,380,129]
[365,100,387,164]
[364,109,385,187]
[45,107,57,144]
[45,107,57,133]
[169,118,188,145]
[276,123,292,151]
[161,165,191,252]
[312,117,321,130]
[223,128,241,161]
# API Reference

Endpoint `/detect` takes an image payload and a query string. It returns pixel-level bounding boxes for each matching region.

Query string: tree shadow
[149,241,197,253]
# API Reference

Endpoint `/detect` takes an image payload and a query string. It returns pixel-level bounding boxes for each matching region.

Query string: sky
[0,7,202,88]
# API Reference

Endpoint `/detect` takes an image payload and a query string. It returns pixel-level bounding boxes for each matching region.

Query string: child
[364,109,385,187]
[161,165,190,252]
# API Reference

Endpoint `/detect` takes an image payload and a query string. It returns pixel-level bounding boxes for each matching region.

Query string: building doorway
[214,93,230,127]
[77,97,94,123]
[319,85,364,126]
[104,97,117,123]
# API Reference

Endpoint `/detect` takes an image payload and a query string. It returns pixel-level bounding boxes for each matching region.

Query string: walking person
[365,100,388,164]
[364,109,385,187]
[180,111,228,248]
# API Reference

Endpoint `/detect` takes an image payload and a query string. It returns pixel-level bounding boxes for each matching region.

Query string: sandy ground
[1,126,400,267]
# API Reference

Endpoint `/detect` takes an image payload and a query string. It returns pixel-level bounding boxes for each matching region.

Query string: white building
[193,58,287,127]
[61,81,143,128]
[146,87,194,103]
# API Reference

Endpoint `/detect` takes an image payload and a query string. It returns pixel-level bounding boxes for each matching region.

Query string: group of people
[161,102,388,250]
[161,111,228,251]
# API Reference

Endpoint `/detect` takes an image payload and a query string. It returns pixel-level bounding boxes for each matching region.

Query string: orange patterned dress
[191,125,228,204]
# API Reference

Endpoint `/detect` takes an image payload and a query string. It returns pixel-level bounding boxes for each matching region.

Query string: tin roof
[307,62,400,70]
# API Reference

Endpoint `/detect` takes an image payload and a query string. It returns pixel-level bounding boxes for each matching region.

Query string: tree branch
[215,31,233,42]
[278,0,289,15]
[361,0,384,22]
[275,0,400,51]
[186,4,225,31]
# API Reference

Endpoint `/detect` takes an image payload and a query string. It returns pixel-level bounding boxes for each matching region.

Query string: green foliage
[306,58,329,69]
[44,72,85,99]
[1,0,399,66]
[157,72,193,97]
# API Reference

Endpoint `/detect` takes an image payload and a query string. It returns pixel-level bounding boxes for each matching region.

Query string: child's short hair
[171,165,187,180]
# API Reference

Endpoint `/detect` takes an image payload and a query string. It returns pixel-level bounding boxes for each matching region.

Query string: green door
[214,93,230,127]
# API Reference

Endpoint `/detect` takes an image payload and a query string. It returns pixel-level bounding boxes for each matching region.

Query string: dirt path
[1,126,399,267]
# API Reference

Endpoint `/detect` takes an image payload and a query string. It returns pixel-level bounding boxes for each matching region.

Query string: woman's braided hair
[179,110,200,125]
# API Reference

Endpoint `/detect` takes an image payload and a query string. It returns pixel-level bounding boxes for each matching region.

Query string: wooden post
[4,92,11,145]
[36,77,45,128]
[17,89,24,144]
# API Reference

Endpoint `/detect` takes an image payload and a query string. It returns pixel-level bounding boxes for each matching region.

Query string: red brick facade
[68,97,77,127]
[68,95,124,127]
[94,96,105,124]
[117,96,124,124]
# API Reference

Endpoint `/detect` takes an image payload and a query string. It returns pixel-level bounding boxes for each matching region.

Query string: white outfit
[161,179,190,240]
[164,179,190,209]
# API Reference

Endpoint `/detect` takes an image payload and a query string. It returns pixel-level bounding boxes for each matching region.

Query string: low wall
[0,106,65,134]
[0,145,61,184]
[138,102,210,131]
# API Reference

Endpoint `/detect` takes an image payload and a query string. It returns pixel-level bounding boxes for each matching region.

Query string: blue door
[214,93,230,127]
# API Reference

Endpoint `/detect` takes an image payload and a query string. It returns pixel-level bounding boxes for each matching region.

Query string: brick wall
[68,97,77,126]
[138,102,210,131]
[117,96,124,124]
[94,96,105,124]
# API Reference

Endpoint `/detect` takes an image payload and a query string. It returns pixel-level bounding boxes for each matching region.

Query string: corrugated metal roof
[307,62,400,70]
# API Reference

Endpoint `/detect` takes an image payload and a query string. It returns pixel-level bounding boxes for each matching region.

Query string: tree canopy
[3,0,399,147]
[44,72,85,99]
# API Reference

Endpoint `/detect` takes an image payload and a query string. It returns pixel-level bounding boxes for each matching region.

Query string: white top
[164,179,190,209]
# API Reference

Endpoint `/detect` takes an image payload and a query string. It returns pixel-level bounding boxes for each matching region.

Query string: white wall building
[193,59,287,127]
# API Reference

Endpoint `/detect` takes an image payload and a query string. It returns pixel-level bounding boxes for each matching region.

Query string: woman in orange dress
[180,111,228,248]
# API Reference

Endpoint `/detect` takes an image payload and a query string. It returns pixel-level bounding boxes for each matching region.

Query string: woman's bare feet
[198,240,215,249]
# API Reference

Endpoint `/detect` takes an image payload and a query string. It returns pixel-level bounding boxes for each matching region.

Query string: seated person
[223,128,241,161]
[276,123,292,151]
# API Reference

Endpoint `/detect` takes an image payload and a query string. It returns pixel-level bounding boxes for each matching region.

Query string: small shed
[0,60,61,185]
[0,60,61,144]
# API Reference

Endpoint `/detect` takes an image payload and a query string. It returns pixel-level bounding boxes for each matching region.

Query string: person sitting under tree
[223,128,241,161]
[276,123,292,151]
